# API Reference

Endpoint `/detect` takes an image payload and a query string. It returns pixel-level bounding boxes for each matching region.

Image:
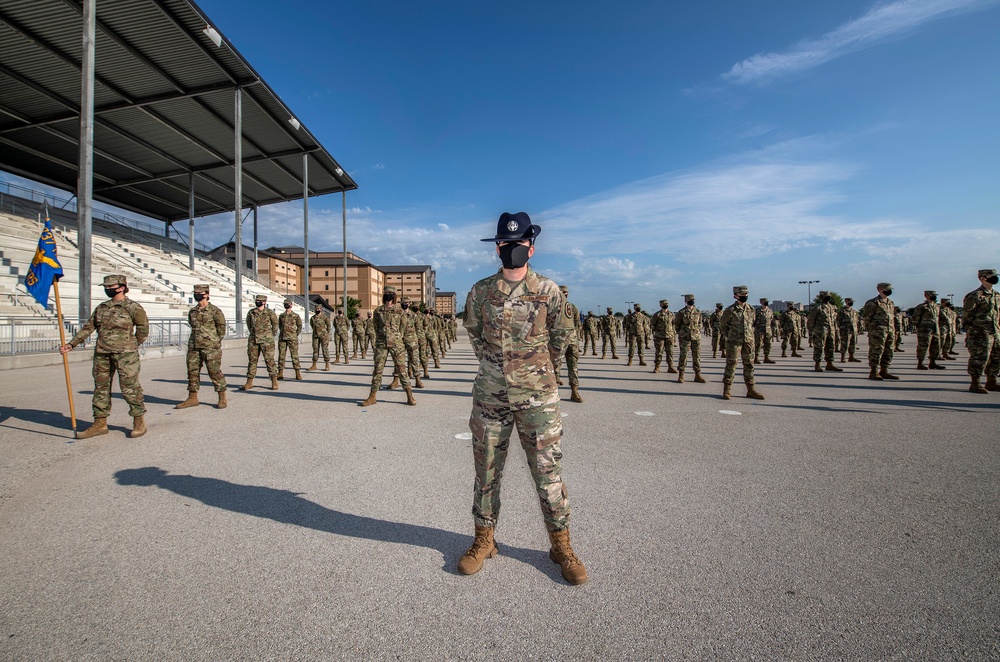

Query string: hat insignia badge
[506,220,519,232]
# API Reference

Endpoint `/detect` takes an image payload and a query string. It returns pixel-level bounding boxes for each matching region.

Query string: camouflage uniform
[719,286,763,399]
[365,313,377,355]
[600,308,618,359]
[185,286,227,394]
[709,304,724,358]
[673,295,703,382]
[400,297,423,386]
[436,312,449,357]
[836,300,861,362]
[68,274,149,419]
[551,285,582,401]
[351,314,364,357]
[412,306,430,376]
[808,292,839,370]
[277,300,302,373]
[333,311,350,363]
[911,291,944,369]
[753,299,775,364]
[424,310,441,367]
[962,269,1000,391]
[779,306,801,357]
[310,307,331,366]
[626,305,646,366]
[861,283,897,379]
[638,308,652,350]
[650,300,676,373]
[363,286,411,401]
[582,312,599,356]
[244,295,279,383]
[939,300,957,359]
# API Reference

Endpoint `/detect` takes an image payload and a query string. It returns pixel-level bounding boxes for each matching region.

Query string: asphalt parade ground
[1,331,998,660]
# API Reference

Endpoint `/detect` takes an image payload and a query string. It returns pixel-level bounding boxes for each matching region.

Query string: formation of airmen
[55,267,999,439]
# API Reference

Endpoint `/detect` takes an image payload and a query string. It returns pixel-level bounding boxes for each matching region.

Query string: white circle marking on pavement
[455,432,473,440]
[719,410,742,415]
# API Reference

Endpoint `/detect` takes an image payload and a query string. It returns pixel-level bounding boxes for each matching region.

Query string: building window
[325,270,329,277]
[246,259,252,269]
[325,285,329,291]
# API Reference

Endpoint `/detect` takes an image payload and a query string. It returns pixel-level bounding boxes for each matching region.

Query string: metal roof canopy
[0,0,357,223]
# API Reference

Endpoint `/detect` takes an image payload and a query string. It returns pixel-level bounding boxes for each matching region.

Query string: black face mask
[686,301,695,307]
[193,293,206,302]
[498,243,530,270]
[822,296,832,304]
[382,294,394,304]
[661,305,668,310]
[256,301,265,308]
[104,288,120,298]
[882,288,893,296]
[928,296,937,302]
[987,276,999,285]
[737,296,748,303]
[401,304,409,310]
[284,304,292,310]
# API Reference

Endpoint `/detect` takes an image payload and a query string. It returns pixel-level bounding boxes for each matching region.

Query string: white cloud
[723,0,999,85]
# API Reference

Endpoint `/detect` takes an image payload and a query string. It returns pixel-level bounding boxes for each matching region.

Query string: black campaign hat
[480,211,541,243]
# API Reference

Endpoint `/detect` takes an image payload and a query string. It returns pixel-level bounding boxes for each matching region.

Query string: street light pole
[799,280,820,307]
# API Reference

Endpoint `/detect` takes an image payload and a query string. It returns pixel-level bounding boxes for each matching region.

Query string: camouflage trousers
[334,331,349,361]
[312,335,330,363]
[940,329,955,356]
[601,333,617,357]
[247,340,277,378]
[418,336,429,370]
[352,331,363,355]
[723,341,755,386]
[404,338,420,378]
[426,334,440,361]
[627,334,644,362]
[92,351,145,417]
[552,342,580,387]
[370,342,409,391]
[812,329,835,363]
[781,329,800,352]
[278,339,300,370]
[365,333,376,355]
[582,329,598,355]
[641,330,651,349]
[867,326,894,368]
[677,337,701,373]
[754,332,772,360]
[965,329,1000,378]
[186,346,226,393]
[653,336,675,369]
[439,331,449,353]
[711,330,721,355]
[839,328,857,357]
[469,399,570,533]
[916,330,941,362]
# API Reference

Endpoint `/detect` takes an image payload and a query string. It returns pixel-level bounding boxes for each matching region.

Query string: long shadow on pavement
[809,397,1000,412]
[0,406,77,438]
[113,467,562,581]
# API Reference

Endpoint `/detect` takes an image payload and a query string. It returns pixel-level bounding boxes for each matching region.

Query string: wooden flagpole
[53,279,78,436]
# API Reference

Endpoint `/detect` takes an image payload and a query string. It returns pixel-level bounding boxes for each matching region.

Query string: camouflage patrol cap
[844,297,854,304]
[733,285,749,296]
[941,298,950,304]
[559,285,568,294]
[193,284,210,294]
[255,294,267,302]
[384,285,397,294]
[633,303,641,310]
[401,295,411,303]
[979,268,998,279]
[924,290,936,297]
[314,303,322,309]
[716,303,723,309]
[587,310,594,315]
[877,282,892,290]
[659,299,669,306]
[283,298,293,306]
[606,307,613,313]
[683,294,695,302]
[103,274,127,287]
[759,297,769,304]
[818,291,829,297]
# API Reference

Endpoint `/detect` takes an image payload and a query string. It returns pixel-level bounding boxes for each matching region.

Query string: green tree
[813,291,845,309]
[340,296,361,320]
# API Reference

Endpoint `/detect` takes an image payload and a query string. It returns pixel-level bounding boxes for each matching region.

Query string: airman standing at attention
[626,303,647,367]
[308,304,331,371]
[754,298,776,364]
[962,268,1000,393]
[893,307,906,353]
[424,309,441,368]
[674,294,705,383]
[360,285,415,406]
[912,291,945,371]
[836,298,861,363]
[399,296,424,389]
[938,298,958,360]
[582,311,599,356]
[351,312,364,358]
[779,303,802,358]
[600,307,619,359]
[861,283,899,381]
[719,285,764,401]
[276,299,302,381]
[709,303,724,359]
[241,294,279,390]
[363,311,376,357]
[332,308,350,365]
[808,291,842,373]
[413,303,431,379]
[175,284,227,410]
[60,274,149,438]
[651,299,677,374]
[552,285,583,402]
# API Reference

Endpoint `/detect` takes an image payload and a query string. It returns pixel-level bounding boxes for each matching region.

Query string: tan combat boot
[986,376,1000,392]
[570,385,584,403]
[548,528,587,585]
[423,366,430,379]
[677,370,684,383]
[722,384,732,400]
[917,360,928,370]
[76,417,109,439]
[404,385,417,406]
[879,367,900,380]
[457,526,498,575]
[626,358,633,366]
[746,385,765,400]
[763,356,776,364]
[294,368,303,380]
[360,388,378,407]
[869,367,883,381]
[781,350,787,357]
[270,375,279,390]
[713,350,718,358]
[929,359,945,370]
[388,375,400,390]
[434,358,441,369]
[324,362,331,371]
[814,362,823,372]
[639,359,647,366]
[333,357,340,365]
[970,377,988,394]
[414,374,424,389]
[130,415,146,439]
[652,362,660,374]
[307,361,318,371]
[825,361,843,372]
[666,365,677,374]
[240,377,254,390]
[555,374,564,386]
[792,350,802,357]
[217,390,227,409]
[840,353,846,363]
[276,369,285,381]
[174,392,199,409]
[849,352,862,362]
[694,372,706,383]
[344,357,349,365]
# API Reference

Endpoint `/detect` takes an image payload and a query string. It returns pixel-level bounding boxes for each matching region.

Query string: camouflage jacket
[709,310,724,333]
[861,296,895,332]
[401,309,419,343]
[246,307,279,344]
[600,314,616,336]
[650,309,676,339]
[673,306,702,340]
[939,306,957,334]
[424,314,438,338]
[311,312,331,339]
[808,302,837,333]
[720,301,755,345]
[836,307,859,333]
[333,315,349,335]
[365,318,377,337]
[70,297,149,354]
[413,311,425,337]
[584,315,599,335]
[911,301,940,334]
[636,312,650,335]
[188,302,226,350]
[278,311,302,341]
[962,286,1000,335]
[373,304,404,348]
[350,316,364,337]
[565,301,580,343]
[464,266,572,410]
[754,307,774,334]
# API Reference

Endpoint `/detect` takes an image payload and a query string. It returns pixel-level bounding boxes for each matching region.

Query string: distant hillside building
[435,292,457,316]
[378,265,436,309]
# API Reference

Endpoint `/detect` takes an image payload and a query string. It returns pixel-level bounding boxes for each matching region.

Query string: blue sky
[8,0,1000,311]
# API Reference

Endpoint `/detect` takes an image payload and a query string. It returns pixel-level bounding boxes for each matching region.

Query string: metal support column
[77,0,96,324]
[252,204,258,283]
[342,190,347,313]
[234,86,243,333]
[303,153,309,310]
[188,172,195,271]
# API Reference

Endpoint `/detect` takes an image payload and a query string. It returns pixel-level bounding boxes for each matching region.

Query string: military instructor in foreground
[460,212,587,585]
